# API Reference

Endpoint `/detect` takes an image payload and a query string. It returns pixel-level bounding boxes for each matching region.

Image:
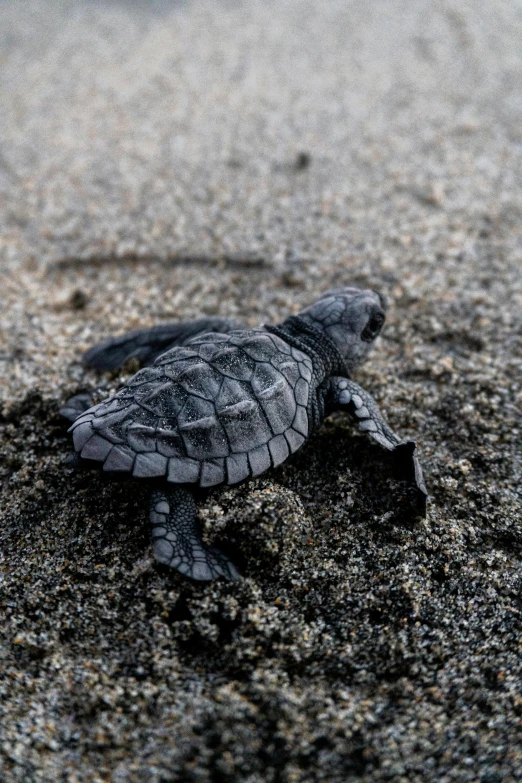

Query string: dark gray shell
[69,330,314,487]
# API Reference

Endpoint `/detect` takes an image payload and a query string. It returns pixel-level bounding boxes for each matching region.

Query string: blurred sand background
[1,1,521,781]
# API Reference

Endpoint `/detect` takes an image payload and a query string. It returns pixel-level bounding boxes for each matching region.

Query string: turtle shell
[69,330,314,487]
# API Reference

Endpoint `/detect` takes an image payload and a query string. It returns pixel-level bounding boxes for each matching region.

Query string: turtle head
[297,287,387,373]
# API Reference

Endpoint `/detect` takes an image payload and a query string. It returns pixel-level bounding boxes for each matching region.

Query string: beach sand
[1,1,521,780]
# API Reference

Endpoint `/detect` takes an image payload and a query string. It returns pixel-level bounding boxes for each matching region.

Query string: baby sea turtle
[62,287,427,581]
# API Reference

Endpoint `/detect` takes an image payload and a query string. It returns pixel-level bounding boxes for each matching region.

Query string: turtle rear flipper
[59,393,93,422]
[150,487,240,581]
[84,317,243,371]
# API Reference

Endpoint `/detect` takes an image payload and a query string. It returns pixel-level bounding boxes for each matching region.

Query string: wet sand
[1,1,521,781]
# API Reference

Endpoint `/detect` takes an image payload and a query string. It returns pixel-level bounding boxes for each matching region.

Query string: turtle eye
[361,310,385,342]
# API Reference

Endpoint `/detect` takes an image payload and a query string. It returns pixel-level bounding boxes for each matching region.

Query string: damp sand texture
[1,2,522,782]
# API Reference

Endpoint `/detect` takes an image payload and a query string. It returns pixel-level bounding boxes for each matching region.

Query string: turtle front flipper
[83,317,243,371]
[327,377,428,516]
[150,487,240,582]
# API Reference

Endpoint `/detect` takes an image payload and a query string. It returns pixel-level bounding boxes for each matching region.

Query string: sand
[1,1,521,781]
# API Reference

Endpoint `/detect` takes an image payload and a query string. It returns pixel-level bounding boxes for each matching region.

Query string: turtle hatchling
[62,287,427,581]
